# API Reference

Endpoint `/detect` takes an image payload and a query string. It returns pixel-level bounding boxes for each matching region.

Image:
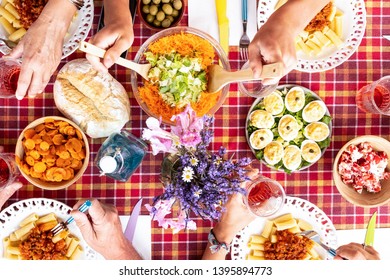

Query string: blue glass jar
[96,130,148,182]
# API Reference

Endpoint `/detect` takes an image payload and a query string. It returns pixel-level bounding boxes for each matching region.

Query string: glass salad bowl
[131,26,230,125]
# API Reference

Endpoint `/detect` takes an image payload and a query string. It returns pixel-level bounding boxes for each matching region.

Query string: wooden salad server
[207,62,284,94]
[79,41,151,80]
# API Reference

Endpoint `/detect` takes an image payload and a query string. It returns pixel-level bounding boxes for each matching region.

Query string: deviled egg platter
[246,85,332,173]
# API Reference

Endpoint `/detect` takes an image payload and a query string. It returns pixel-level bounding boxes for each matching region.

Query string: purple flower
[143,106,252,232]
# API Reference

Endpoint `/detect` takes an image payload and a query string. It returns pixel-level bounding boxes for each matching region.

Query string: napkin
[188,0,258,46]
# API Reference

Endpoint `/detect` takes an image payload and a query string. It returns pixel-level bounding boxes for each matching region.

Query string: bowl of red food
[333,135,390,207]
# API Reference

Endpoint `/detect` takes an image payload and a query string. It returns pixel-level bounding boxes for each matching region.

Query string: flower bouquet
[142,106,252,232]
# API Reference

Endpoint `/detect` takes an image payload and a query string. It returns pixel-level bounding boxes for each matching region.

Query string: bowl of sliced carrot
[15,116,89,190]
[131,26,230,125]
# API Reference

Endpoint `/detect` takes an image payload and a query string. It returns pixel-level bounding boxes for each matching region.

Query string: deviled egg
[304,122,330,142]
[263,91,284,115]
[249,129,274,150]
[264,141,284,165]
[301,140,322,163]
[278,115,300,141]
[282,145,302,171]
[285,86,306,113]
[249,110,275,129]
[302,100,327,123]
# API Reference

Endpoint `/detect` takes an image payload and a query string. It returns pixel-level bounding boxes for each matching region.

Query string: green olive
[153,19,162,27]
[173,0,182,10]
[166,15,174,23]
[156,10,165,21]
[142,0,151,4]
[146,14,155,23]
[171,9,179,17]
[161,18,171,28]
[149,4,158,15]
[162,4,173,15]
[142,5,150,14]
[152,0,161,4]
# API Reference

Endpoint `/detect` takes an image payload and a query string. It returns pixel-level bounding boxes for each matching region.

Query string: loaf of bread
[54,59,130,138]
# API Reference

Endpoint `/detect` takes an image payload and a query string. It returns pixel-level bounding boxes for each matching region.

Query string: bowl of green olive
[138,0,185,30]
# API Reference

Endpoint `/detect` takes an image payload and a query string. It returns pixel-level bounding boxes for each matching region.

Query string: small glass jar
[96,130,148,182]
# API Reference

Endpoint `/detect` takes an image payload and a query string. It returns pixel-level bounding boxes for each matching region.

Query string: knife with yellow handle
[364,211,377,247]
[215,0,229,56]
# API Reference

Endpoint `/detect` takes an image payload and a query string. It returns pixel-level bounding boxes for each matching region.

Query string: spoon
[207,62,284,94]
[79,41,151,80]
[0,38,17,49]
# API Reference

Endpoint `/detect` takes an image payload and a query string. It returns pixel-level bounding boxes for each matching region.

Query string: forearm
[201,223,235,260]
[108,241,142,260]
[41,0,77,31]
[266,0,330,36]
[103,0,132,25]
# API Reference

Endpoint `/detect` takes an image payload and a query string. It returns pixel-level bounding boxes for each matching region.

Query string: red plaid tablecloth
[1,0,389,260]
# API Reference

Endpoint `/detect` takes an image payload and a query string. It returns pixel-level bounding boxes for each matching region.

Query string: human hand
[334,242,380,260]
[86,12,134,72]
[71,198,141,260]
[8,1,76,100]
[212,166,260,245]
[248,23,295,85]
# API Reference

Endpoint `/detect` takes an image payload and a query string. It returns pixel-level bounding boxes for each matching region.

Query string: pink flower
[171,105,204,149]
[145,198,175,228]
[142,117,179,155]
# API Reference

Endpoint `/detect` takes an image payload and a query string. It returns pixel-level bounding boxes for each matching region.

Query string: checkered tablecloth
[1,0,389,260]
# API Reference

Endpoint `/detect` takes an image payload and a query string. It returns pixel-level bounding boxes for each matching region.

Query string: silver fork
[51,200,92,236]
[0,38,17,49]
[239,0,250,61]
[296,230,337,258]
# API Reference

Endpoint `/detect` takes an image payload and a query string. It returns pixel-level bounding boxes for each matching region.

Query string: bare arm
[249,0,330,83]
[86,0,134,72]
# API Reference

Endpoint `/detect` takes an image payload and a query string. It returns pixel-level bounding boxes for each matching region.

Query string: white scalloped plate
[258,0,366,73]
[231,196,337,260]
[0,198,97,260]
[0,0,93,59]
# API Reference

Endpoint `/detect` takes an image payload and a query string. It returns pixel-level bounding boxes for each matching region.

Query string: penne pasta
[6,246,21,255]
[52,229,69,243]
[334,14,343,38]
[0,6,14,23]
[19,213,39,227]
[248,243,265,251]
[274,0,288,10]
[4,3,18,19]
[36,213,57,225]
[274,218,297,231]
[324,27,343,48]
[272,213,293,224]
[14,221,35,240]
[69,245,83,260]
[247,254,265,260]
[297,219,313,231]
[305,40,322,56]
[260,220,273,239]
[252,249,265,257]
[7,25,24,41]
[66,236,80,258]
[0,16,15,34]
[313,31,332,47]
[248,235,267,244]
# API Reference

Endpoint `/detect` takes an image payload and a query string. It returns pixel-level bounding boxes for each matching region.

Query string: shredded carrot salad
[138,32,221,122]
